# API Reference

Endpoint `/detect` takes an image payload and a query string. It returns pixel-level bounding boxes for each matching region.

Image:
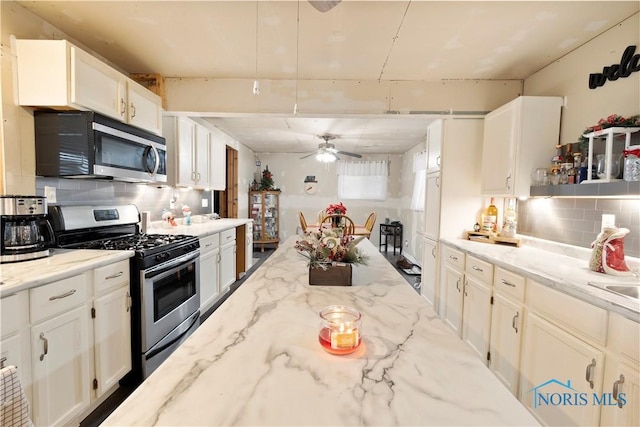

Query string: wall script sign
[589,45,640,89]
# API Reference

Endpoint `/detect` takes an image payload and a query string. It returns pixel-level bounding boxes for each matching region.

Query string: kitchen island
[103,236,537,426]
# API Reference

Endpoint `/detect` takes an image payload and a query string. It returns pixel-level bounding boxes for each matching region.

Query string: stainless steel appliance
[0,195,54,263]
[34,111,167,183]
[49,204,200,382]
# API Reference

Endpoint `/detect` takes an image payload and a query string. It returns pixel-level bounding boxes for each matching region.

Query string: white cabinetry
[520,280,607,426]
[601,313,640,426]
[245,223,254,273]
[91,260,131,398]
[209,131,227,191]
[426,120,442,174]
[488,268,525,395]
[461,255,493,363]
[219,228,237,293]
[481,96,562,197]
[440,245,465,333]
[1,291,32,408]
[16,39,162,135]
[424,175,441,241]
[420,238,438,308]
[199,233,221,313]
[29,274,91,427]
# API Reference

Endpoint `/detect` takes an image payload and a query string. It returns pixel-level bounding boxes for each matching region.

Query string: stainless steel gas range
[49,204,200,382]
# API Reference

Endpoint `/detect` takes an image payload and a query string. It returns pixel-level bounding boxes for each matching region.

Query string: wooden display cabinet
[249,190,280,252]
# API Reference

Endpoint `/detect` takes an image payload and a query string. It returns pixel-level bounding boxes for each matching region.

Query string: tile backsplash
[36,178,213,222]
[518,197,639,258]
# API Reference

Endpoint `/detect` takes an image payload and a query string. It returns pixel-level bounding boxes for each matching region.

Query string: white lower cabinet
[245,224,254,273]
[199,233,221,313]
[420,238,438,308]
[31,304,91,427]
[601,312,640,426]
[219,229,237,293]
[442,262,464,335]
[92,260,131,398]
[1,291,32,410]
[461,255,493,363]
[488,268,526,395]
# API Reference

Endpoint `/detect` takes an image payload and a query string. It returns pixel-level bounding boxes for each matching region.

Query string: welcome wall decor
[589,45,640,89]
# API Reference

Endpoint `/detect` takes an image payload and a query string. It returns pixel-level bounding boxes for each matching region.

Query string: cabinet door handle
[456,278,461,292]
[585,359,596,389]
[49,289,76,301]
[431,247,436,258]
[120,98,126,115]
[505,174,512,191]
[130,103,136,118]
[463,280,468,297]
[512,312,519,333]
[472,265,483,272]
[436,155,441,166]
[126,291,132,312]
[613,374,625,408]
[435,176,440,188]
[39,333,48,361]
[500,279,516,288]
[105,271,124,280]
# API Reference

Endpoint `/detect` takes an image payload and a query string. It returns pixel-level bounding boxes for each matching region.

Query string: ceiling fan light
[316,152,337,163]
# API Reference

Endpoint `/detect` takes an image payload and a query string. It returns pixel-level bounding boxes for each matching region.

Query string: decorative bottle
[502,198,517,237]
[482,198,498,233]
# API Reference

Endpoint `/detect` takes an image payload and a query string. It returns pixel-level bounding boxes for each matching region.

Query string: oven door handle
[145,250,200,277]
[145,311,199,360]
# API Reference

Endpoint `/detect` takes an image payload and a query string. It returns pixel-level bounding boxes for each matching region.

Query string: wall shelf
[530,181,639,198]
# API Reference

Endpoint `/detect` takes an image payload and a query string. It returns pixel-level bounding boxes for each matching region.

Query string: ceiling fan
[300,135,362,163]
[308,0,341,13]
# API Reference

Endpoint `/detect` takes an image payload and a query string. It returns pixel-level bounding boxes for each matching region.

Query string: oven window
[153,263,196,321]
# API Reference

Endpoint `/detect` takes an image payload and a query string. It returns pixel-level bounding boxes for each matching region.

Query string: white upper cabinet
[426,120,443,174]
[16,39,162,135]
[481,96,562,196]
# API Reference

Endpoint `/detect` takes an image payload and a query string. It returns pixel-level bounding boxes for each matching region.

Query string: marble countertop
[0,249,134,297]
[149,217,252,238]
[103,236,538,427]
[440,237,640,321]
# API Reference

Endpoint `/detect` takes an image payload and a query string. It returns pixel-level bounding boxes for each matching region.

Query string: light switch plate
[201,198,208,207]
[44,186,56,203]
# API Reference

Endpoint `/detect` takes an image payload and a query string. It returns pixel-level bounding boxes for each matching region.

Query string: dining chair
[320,214,355,236]
[298,211,308,232]
[316,209,326,225]
[363,212,377,235]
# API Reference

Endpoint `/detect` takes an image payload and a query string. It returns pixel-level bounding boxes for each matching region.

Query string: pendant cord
[255,0,259,80]
[294,0,300,113]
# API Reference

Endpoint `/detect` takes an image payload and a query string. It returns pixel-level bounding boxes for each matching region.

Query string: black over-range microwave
[34,111,167,183]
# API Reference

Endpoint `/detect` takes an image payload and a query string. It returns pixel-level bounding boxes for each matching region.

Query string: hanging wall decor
[589,45,640,89]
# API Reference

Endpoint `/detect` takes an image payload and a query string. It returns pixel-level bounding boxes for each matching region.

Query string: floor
[79,246,417,426]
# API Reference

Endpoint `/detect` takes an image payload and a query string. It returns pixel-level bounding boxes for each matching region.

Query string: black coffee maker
[0,195,55,263]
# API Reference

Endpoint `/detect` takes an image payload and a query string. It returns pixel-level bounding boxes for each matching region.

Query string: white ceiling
[16,0,640,155]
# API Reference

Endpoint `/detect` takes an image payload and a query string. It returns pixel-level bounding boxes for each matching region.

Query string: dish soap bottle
[482,197,498,233]
[502,198,517,237]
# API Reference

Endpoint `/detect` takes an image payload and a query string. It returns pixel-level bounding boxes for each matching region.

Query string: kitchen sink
[605,285,639,300]
[588,281,640,301]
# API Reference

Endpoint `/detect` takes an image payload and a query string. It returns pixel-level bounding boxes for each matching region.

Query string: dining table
[305,224,371,237]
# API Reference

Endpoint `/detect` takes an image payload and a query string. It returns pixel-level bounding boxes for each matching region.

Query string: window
[337,160,388,200]
[410,151,426,211]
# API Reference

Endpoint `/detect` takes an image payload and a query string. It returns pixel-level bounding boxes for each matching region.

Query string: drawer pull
[39,333,48,361]
[105,271,124,280]
[613,374,625,408]
[500,279,516,288]
[472,266,483,272]
[449,255,458,261]
[49,289,76,301]
[512,312,519,333]
[205,243,213,248]
[585,359,596,389]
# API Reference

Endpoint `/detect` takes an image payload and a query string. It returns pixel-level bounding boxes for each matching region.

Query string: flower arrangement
[326,202,347,215]
[295,229,368,269]
[578,114,640,150]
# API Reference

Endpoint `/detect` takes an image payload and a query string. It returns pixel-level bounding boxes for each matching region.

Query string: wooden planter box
[309,263,352,286]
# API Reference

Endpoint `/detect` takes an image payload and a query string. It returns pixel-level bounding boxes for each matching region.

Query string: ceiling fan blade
[308,1,341,13]
[334,149,362,158]
[299,152,317,159]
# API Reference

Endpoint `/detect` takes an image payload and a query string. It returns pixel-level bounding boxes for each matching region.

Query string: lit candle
[318,305,362,355]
